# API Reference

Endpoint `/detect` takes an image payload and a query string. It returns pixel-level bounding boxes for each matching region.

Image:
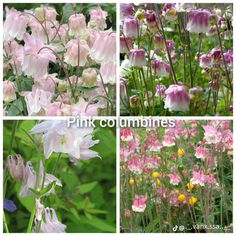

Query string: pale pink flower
[129,48,146,67]
[168,173,181,185]
[88,7,107,30]
[120,36,132,53]
[3,80,16,103]
[64,39,90,67]
[45,102,72,116]
[203,125,222,144]
[164,84,190,112]
[151,59,170,77]
[36,207,66,233]
[191,170,206,186]
[90,30,116,64]
[127,157,144,174]
[6,154,25,181]
[100,61,116,85]
[120,4,134,20]
[34,74,58,93]
[19,161,62,196]
[35,6,57,22]
[132,195,147,212]
[71,102,101,116]
[162,134,175,147]
[186,9,210,33]
[123,18,139,38]
[68,13,87,37]
[21,88,53,116]
[195,146,210,160]
[22,34,56,78]
[3,7,27,41]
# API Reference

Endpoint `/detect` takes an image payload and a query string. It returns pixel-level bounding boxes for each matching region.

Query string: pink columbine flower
[129,48,146,67]
[120,128,133,142]
[149,139,163,152]
[6,154,25,181]
[120,4,134,20]
[3,80,16,103]
[127,157,144,174]
[162,134,175,147]
[123,18,139,38]
[68,13,87,37]
[199,54,212,68]
[168,173,181,185]
[164,84,190,112]
[186,9,210,33]
[64,39,90,67]
[34,6,57,22]
[132,195,147,212]
[88,7,107,30]
[195,146,210,161]
[223,49,233,67]
[191,170,206,186]
[22,34,56,78]
[120,36,132,54]
[151,59,170,77]
[100,61,116,85]
[3,7,27,41]
[145,10,157,27]
[155,84,166,97]
[45,102,72,116]
[203,125,222,144]
[153,34,165,51]
[90,31,116,64]
[162,3,177,21]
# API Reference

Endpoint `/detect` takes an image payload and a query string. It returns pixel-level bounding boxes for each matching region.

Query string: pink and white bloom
[132,195,147,212]
[100,61,116,85]
[3,7,27,41]
[88,7,107,30]
[90,31,116,64]
[34,6,57,22]
[22,34,56,78]
[64,39,90,67]
[120,36,132,53]
[203,125,222,144]
[123,18,139,38]
[3,80,16,103]
[68,13,87,38]
[186,9,210,33]
[162,134,175,147]
[164,84,190,112]
[129,48,146,67]
[195,146,210,160]
[168,173,181,185]
[127,157,144,174]
[151,59,170,77]
[120,128,133,142]
[30,120,99,160]
[191,170,206,186]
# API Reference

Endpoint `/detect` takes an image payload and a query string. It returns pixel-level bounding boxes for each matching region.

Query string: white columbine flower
[29,120,100,160]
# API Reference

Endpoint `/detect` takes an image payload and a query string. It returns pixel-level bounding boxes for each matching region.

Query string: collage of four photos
[2,1,234,234]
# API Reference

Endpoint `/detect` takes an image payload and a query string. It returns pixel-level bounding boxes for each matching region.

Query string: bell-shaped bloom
[19,161,62,196]
[120,36,132,54]
[120,4,134,20]
[68,13,87,37]
[6,154,25,181]
[30,120,99,160]
[64,39,90,67]
[163,134,175,147]
[36,207,66,233]
[199,54,212,68]
[100,61,116,85]
[35,6,57,22]
[123,18,139,38]
[186,9,210,33]
[162,3,177,21]
[3,7,27,41]
[90,30,116,64]
[151,59,170,77]
[129,48,146,67]
[120,128,133,142]
[21,88,53,116]
[153,34,165,51]
[3,80,16,103]
[22,34,56,78]
[164,84,190,112]
[88,7,107,30]
[132,195,147,212]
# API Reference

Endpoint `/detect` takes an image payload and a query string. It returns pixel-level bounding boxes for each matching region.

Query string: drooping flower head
[132,195,147,212]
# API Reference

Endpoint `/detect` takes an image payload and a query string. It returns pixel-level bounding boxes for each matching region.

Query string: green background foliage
[3,120,116,233]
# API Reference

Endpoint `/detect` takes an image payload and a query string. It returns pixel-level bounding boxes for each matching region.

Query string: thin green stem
[3,211,9,233]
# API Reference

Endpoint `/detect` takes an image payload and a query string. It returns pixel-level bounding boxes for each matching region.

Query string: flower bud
[209,14,218,26]
[129,95,139,107]
[3,80,16,103]
[6,154,25,181]
[153,34,165,51]
[82,68,97,88]
[57,80,67,93]
[135,9,144,20]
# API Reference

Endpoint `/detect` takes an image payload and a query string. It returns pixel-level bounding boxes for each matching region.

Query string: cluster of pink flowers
[120,120,232,216]
[3,5,116,116]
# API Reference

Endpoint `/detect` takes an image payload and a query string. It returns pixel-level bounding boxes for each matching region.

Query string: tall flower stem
[3,211,9,233]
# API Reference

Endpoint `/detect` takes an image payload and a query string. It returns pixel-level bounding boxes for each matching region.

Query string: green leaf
[18,195,34,213]
[79,181,98,194]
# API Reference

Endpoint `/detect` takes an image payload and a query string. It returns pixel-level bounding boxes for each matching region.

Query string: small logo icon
[173,225,178,232]
[179,225,185,231]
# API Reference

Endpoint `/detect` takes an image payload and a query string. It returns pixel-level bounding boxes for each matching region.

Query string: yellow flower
[156,178,161,185]
[129,178,135,185]
[186,181,194,191]
[188,196,197,206]
[177,148,185,156]
[152,171,160,178]
[178,194,186,202]
[135,10,144,20]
